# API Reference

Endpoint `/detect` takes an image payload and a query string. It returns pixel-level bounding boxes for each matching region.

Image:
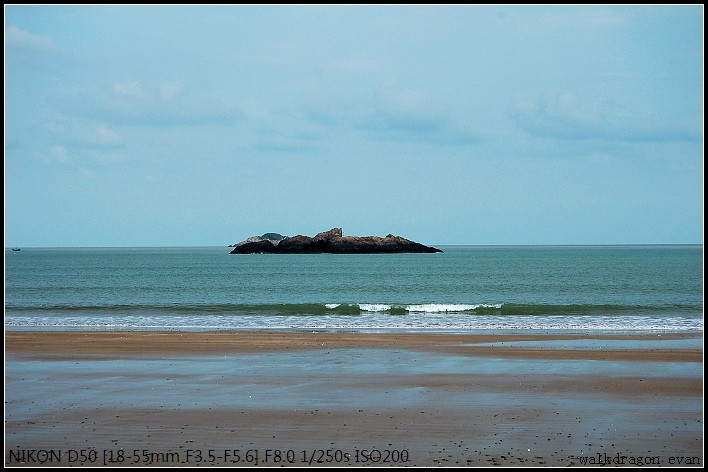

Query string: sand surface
[5,331,703,467]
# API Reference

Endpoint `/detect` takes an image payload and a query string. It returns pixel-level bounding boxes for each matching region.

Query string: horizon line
[5,243,703,250]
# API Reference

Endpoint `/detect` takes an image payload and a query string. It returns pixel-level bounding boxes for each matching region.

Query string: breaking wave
[5,302,701,317]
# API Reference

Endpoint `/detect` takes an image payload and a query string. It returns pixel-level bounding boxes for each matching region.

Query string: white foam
[358,304,392,312]
[4,311,702,333]
[405,304,497,313]
[325,304,341,309]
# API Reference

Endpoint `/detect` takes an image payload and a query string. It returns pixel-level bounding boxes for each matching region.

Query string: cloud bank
[508,92,700,143]
[5,25,56,52]
[55,81,242,128]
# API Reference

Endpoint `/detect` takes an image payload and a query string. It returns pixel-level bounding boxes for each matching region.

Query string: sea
[4,245,703,334]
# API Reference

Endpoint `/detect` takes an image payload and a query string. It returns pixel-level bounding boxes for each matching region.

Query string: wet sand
[5,331,704,467]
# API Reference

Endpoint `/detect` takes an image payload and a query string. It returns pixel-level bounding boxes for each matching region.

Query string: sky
[4,5,704,247]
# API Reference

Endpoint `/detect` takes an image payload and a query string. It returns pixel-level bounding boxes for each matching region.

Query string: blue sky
[4,5,703,247]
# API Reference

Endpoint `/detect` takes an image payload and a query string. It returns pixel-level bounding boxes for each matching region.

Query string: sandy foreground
[5,330,704,467]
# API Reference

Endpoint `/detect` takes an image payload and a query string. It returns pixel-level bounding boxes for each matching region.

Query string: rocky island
[229,228,442,254]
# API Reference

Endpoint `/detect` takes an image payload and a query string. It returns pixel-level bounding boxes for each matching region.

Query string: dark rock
[229,228,442,254]
[314,228,343,241]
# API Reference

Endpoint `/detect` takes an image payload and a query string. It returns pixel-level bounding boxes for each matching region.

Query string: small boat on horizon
[11,248,21,251]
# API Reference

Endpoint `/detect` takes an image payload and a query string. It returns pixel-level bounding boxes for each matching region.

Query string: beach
[5,330,703,467]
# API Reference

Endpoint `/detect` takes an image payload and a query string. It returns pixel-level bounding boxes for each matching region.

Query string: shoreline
[5,330,704,361]
[5,330,703,467]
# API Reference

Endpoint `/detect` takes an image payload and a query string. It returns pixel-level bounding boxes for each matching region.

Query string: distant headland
[229,228,442,254]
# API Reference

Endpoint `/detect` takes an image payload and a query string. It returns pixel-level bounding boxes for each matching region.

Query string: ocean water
[4,245,703,333]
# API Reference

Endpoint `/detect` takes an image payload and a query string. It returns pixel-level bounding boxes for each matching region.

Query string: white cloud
[379,83,434,117]
[34,145,69,163]
[96,125,122,146]
[507,92,604,140]
[51,145,69,162]
[56,81,241,127]
[511,7,625,33]
[79,168,97,179]
[248,126,324,154]
[112,81,145,98]
[5,25,56,52]
[508,91,701,143]
[43,120,124,150]
[358,83,484,145]
[159,81,185,102]
[305,81,485,146]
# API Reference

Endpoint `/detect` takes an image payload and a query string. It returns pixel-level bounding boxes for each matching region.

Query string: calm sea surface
[4,245,703,333]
